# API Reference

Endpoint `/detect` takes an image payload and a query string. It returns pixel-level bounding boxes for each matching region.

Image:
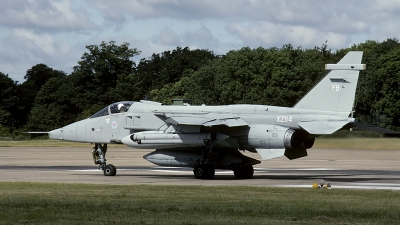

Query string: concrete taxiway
[1,146,400,190]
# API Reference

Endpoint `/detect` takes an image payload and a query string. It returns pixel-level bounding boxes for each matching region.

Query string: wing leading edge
[156,113,248,127]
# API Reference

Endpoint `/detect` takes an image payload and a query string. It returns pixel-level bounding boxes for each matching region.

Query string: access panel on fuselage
[85,116,111,143]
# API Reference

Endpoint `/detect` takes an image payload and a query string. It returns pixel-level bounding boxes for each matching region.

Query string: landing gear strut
[193,139,216,179]
[92,143,117,176]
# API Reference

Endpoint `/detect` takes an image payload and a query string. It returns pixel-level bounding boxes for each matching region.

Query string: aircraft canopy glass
[109,102,134,114]
[90,101,135,119]
[90,106,109,118]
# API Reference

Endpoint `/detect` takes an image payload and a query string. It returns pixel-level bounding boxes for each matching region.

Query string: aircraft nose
[49,128,63,140]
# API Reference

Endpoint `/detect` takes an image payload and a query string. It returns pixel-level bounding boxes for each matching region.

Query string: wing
[154,112,248,127]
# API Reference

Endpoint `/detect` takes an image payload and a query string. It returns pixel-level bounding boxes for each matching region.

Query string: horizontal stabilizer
[256,148,285,160]
[298,121,349,135]
[351,122,400,134]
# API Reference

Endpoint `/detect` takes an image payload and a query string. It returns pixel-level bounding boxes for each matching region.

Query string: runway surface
[1,146,400,190]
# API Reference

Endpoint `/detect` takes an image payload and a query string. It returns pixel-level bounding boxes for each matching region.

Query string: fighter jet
[45,51,397,179]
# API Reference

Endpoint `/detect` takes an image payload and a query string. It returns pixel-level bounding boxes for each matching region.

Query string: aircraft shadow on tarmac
[86,167,399,183]
[121,174,400,183]
[2,165,398,183]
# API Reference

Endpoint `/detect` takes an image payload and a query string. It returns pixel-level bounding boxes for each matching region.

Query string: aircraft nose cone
[49,128,63,140]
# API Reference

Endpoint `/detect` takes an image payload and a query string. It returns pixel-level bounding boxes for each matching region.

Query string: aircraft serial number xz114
[277,116,292,123]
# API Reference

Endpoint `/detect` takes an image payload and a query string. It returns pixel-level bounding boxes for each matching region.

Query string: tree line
[1,39,399,138]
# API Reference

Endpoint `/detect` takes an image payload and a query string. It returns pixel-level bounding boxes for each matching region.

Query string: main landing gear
[192,140,254,179]
[233,165,254,179]
[92,143,117,176]
[193,164,215,179]
[193,139,216,179]
[193,163,254,179]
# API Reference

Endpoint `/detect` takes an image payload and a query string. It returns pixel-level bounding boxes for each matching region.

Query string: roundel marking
[111,121,118,129]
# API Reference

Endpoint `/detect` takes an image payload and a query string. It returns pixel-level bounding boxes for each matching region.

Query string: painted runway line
[66,167,400,190]
[281,184,400,190]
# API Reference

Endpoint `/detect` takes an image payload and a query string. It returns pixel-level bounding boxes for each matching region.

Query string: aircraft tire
[233,165,254,179]
[193,165,205,179]
[193,164,214,179]
[104,164,117,176]
[110,164,117,176]
[204,164,215,179]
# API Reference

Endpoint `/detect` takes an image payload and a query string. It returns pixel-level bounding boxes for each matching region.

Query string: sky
[1,0,400,83]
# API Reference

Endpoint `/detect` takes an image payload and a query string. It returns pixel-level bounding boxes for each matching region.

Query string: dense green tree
[27,41,140,131]
[150,69,194,104]
[374,48,400,131]
[181,45,333,106]
[26,77,73,131]
[136,47,217,100]
[351,38,400,131]
[15,64,66,128]
[73,41,139,86]
[23,63,66,87]
[350,40,382,125]
[71,41,140,106]
[0,72,18,128]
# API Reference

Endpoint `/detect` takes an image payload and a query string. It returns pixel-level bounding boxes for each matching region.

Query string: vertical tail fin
[293,51,365,114]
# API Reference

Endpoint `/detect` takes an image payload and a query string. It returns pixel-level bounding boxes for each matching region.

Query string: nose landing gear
[92,143,117,176]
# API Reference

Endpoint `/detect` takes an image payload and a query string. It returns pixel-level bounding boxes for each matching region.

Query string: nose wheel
[103,164,117,176]
[92,143,117,176]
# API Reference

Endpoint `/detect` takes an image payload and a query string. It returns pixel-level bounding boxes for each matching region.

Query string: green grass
[0,183,399,224]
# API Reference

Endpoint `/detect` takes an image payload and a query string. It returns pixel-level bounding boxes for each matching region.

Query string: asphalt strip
[69,167,336,173]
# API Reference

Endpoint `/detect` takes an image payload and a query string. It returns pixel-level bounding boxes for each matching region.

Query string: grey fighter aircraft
[45,51,397,179]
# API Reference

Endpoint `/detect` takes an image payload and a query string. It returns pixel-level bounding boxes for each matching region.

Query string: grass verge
[0,182,399,225]
[313,138,400,150]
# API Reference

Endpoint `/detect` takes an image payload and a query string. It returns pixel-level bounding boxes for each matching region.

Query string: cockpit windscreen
[90,101,134,119]
[89,106,109,118]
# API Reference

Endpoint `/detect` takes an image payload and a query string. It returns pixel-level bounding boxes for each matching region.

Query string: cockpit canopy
[90,101,135,119]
